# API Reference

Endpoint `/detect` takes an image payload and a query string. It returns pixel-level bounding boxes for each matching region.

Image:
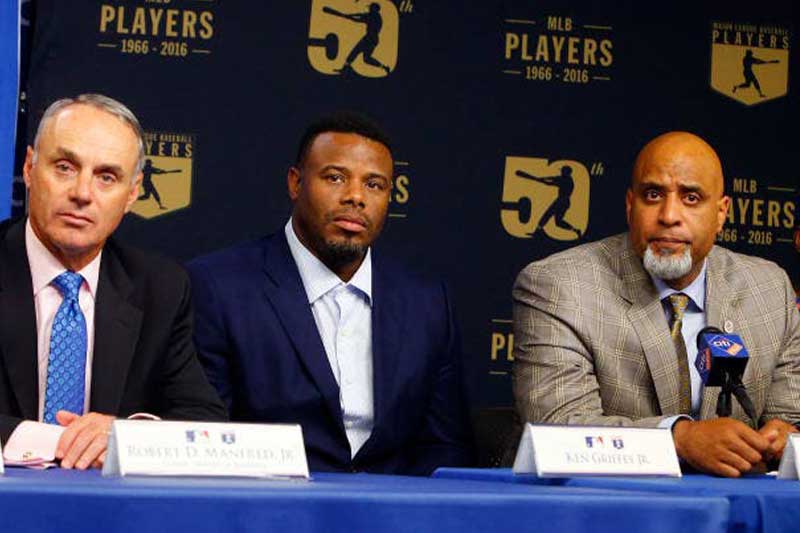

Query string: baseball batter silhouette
[324,3,391,75]
[732,49,779,98]
[516,165,582,239]
[138,158,180,210]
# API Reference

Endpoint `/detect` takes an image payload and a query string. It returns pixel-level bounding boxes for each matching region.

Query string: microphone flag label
[695,332,749,386]
[708,334,748,358]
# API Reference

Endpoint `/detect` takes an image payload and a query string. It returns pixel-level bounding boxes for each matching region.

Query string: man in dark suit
[188,112,472,475]
[0,94,226,470]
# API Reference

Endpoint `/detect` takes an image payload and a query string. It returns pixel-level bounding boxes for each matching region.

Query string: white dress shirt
[285,219,374,457]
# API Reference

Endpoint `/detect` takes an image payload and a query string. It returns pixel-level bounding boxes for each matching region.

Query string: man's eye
[98,174,117,184]
[325,174,344,183]
[55,163,73,173]
[644,189,661,201]
[366,179,387,190]
[685,193,700,204]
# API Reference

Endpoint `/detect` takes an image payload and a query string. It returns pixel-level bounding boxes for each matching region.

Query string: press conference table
[433,468,800,533]
[0,468,731,533]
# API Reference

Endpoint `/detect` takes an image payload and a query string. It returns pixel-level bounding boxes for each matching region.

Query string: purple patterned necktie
[43,271,87,424]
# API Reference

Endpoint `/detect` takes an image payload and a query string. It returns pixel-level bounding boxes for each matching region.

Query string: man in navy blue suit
[188,112,473,475]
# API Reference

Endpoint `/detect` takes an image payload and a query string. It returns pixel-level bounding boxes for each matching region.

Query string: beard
[642,244,693,281]
[316,238,367,271]
[312,210,374,271]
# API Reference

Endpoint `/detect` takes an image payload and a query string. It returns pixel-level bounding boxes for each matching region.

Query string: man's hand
[55,411,115,470]
[673,418,773,477]
[759,418,798,463]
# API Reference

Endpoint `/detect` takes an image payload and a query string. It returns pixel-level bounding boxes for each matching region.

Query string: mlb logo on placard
[186,430,210,444]
[221,431,236,445]
[585,436,605,448]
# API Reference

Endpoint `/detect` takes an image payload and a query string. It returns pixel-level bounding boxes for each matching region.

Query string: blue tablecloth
[0,468,730,533]
[433,468,800,533]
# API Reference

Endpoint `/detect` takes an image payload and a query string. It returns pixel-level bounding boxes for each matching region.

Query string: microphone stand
[716,372,757,422]
[716,373,732,418]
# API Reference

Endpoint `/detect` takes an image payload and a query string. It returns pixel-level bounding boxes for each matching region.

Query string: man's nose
[341,178,365,207]
[68,171,93,204]
[657,194,683,226]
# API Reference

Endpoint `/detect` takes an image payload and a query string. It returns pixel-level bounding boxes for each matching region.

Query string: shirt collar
[25,218,101,299]
[651,259,707,311]
[284,218,372,306]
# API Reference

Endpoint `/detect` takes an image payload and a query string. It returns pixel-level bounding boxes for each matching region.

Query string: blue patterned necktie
[43,271,87,424]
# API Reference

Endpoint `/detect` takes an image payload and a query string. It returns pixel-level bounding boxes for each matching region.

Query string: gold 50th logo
[132,132,194,219]
[308,0,399,77]
[710,21,790,106]
[501,156,598,241]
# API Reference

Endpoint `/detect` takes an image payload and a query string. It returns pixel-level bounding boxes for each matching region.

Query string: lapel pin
[723,320,734,333]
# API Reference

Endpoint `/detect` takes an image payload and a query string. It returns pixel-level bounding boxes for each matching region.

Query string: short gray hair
[32,93,145,179]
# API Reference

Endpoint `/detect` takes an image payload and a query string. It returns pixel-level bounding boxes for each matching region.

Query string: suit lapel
[260,234,344,429]
[0,221,39,419]
[359,256,405,455]
[705,249,732,346]
[700,247,747,421]
[89,242,143,414]
[619,236,683,416]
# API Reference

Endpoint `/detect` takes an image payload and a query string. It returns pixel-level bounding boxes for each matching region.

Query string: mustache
[648,235,690,243]
[326,210,370,228]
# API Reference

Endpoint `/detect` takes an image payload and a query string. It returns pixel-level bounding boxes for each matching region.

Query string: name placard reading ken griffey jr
[513,424,681,477]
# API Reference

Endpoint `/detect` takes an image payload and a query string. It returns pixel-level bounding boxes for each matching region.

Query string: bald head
[632,131,725,198]
[626,131,730,289]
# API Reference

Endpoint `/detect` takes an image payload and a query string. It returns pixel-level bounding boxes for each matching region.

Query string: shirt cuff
[3,421,64,464]
[127,413,161,421]
[659,414,693,431]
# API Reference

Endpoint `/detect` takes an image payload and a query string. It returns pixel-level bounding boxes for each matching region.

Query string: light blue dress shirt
[651,261,707,426]
[285,219,374,457]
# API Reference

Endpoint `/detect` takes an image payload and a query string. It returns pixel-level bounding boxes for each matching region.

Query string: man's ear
[288,166,302,201]
[716,195,731,233]
[22,146,35,188]
[625,188,633,227]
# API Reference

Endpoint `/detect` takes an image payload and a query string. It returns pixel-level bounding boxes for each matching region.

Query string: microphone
[695,326,757,421]
[695,326,748,386]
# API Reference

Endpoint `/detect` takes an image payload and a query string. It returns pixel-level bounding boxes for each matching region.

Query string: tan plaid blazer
[512,233,800,428]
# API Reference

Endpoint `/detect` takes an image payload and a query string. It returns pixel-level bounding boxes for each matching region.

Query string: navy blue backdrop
[14,0,800,408]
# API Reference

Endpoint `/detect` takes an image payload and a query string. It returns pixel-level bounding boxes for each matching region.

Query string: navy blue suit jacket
[187,232,473,475]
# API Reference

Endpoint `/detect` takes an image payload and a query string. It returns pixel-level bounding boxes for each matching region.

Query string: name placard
[102,420,309,479]
[778,434,800,480]
[512,424,681,477]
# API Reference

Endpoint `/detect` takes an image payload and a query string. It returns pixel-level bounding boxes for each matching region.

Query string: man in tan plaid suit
[513,131,800,477]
